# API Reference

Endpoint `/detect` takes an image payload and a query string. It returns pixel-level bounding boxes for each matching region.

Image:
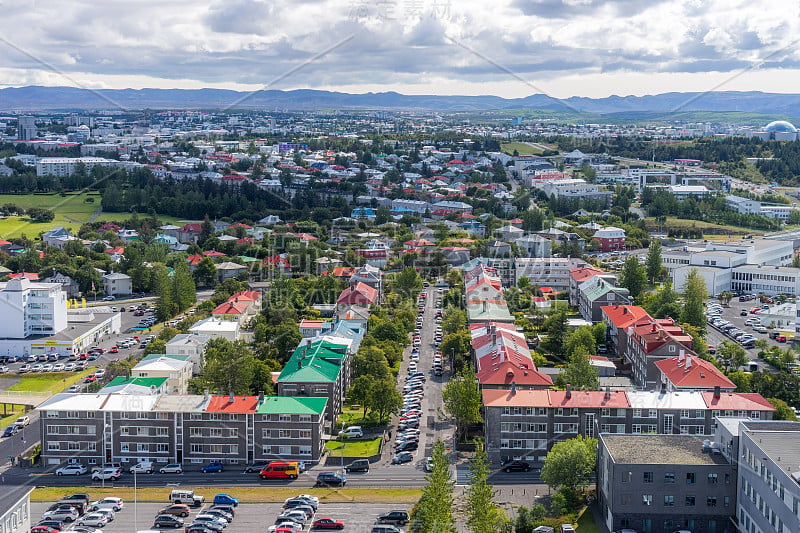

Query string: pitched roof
[549,389,631,408]
[211,301,250,315]
[278,339,349,383]
[255,396,327,415]
[655,355,735,390]
[702,392,775,411]
[569,266,605,283]
[482,388,551,408]
[206,395,260,413]
[601,305,652,329]
[336,282,378,305]
[476,361,552,387]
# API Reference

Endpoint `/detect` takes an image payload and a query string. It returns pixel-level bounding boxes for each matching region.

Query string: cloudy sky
[0,0,798,98]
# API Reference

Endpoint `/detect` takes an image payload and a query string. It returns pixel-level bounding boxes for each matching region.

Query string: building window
[642,495,652,506]
[664,495,674,507]
[664,472,675,483]
[685,496,695,506]
[686,472,696,484]
[157,444,169,452]
[708,473,718,484]
[707,496,717,507]
[622,471,631,483]
[643,471,653,483]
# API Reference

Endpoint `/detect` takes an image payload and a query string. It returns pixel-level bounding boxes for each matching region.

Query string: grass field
[575,506,600,532]
[1,368,95,394]
[645,216,765,236]
[336,407,385,429]
[0,406,24,427]
[31,486,421,504]
[501,142,545,156]
[325,437,382,457]
[0,192,183,239]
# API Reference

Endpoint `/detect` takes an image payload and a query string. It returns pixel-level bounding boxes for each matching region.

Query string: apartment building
[601,305,653,360]
[577,277,631,323]
[37,391,327,468]
[471,322,552,390]
[597,434,736,533]
[0,278,67,339]
[481,387,774,464]
[518,258,588,296]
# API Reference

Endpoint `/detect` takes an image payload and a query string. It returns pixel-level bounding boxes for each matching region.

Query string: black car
[153,515,184,528]
[395,440,418,452]
[501,460,531,473]
[377,510,410,525]
[315,472,346,487]
[2,425,19,437]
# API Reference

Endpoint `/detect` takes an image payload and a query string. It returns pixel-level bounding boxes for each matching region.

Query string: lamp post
[133,468,138,533]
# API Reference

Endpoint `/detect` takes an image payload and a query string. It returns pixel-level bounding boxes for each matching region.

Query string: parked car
[2,425,19,437]
[55,464,88,476]
[76,513,108,528]
[14,415,30,427]
[201,461,224,473]
[90,498,123,512]
[315,472,346,487]
[312,518,345,530]
[153,515,185,529]
[376,510,410,525]
[391,452,414,465]
[130,461,154,474]
[158,505,190,517]
[212,494,238,507]
[42,507,79,522]
[90,468,122,482]
[338,426,363,439]
[501,460,532,473]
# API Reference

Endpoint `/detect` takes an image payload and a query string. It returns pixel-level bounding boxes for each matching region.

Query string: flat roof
[626,390,707,410]
[602,434,729,465]
[742,422,800,479]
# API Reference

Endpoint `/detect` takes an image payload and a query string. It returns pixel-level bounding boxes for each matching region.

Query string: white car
[94,369,106,379]
[77,513,109,528]
[192,515,227,529]
[14,416,30,427]
[42,507,80,522]
[55,464,88,476]
[159,463,183,474]
[64,363,76,371]
[52,363,65,372]
[91,497,123,511]
[130,461,154,474]
[338,426,364,438]
[91,468,122,481]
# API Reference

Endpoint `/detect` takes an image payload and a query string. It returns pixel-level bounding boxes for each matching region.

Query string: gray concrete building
[597,434,737,533]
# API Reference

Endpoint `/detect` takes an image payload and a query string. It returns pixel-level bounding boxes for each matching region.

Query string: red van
[259,461,299,480]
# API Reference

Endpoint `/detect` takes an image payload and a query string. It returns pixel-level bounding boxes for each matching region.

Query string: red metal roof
[570,266,606,283]
[206,395,259,413]
[476,361,552,387]
[549,389,631,408]
[601,305,652,328]
[211,301,249,315]
[702,392,775,411]
[655,355,735,390]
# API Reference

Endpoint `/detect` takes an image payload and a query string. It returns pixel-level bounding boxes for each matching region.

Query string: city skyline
[0,0,798,99]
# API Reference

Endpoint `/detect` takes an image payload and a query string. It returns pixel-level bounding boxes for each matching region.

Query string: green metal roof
[255,396,327,415]
[103,376,168,389]
[277,340,348,383]
[583,279,629,303]
[466,300,514,322]
[141,353,193,362]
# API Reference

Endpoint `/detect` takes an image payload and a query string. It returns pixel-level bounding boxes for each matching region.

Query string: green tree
[643,281,682,319]
[619,255,646,300]
[391,266,423,298]
[564,326,597,358]
[556,352,600,390]
[513,505,546,533]
[197,338,255,394]
[465,442,507,533]
[717,340,748,371]
[441,306,467,336]
[443,367,483,441]
[193,257,217,287]
[371,378,403,422]
[352,345,391,380]
[154,264,177,321]
[438,330,472,370]
[410,440,456,533]
[680,268,707,330]
[645,239,663,283]
[347,375,375,421]
[541,435,598,497]
[172,260,197,311]
[540,310,569,358]
[767,398,798,421]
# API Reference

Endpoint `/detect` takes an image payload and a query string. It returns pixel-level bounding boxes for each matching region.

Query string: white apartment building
[35,157,112,177]
[0,278,67,339]
[726,195,799,221]
[730,265,800,296]
[534,178,612,204]
[515,257,587,292]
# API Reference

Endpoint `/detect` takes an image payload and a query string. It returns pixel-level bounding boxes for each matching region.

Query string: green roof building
[277,338,351,424]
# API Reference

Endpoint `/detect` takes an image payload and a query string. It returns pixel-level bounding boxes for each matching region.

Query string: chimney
[510,381,517,395]
[678,349,685,364]
[651,323,657,333]
[660,381,667,394]
[713,385,721,399]
[483,300,488,313]
[301,348,307,358]
[228,392,234,404]
[258,391,264,404]
[307,338,312,347]
[492,332,497,344]
[203,388,210,401]
[566,384,572,399]
[297,359,303,370]
[605,386,611,401]
[685,356,692,369]
[622,306,627,314]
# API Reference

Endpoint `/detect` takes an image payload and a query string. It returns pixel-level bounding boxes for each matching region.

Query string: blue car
[213,494,238,507]
[201,461,224,473]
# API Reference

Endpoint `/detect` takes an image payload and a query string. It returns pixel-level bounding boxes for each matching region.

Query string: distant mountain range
[1,86,800,118]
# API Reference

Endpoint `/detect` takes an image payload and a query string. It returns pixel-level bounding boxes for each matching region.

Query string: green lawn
[325,437,383,457]
[336,406,385,429]
[575,506,601,533]
[0,192,184,238]
[2,369,95,394]
[0,407,25,427]
[501,142,545,155]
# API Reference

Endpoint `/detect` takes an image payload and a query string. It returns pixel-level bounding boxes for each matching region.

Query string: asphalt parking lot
[31,500,411,533]
[705,297,796,369]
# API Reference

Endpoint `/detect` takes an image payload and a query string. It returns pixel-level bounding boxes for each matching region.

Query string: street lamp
[133,469,138,532]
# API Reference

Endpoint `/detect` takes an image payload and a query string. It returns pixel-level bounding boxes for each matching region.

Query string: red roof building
[336,282,378,307]
[211,300,250,317]
[655,353,736,392]
[205,395,259,413]
[601,304,653,359]
[9,272,39,281]
[701,391,775,413]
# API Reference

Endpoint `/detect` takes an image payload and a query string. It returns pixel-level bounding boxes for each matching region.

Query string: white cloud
[0,0,796,97]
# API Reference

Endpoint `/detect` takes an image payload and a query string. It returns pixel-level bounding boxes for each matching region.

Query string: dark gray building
[597,434,736,533]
